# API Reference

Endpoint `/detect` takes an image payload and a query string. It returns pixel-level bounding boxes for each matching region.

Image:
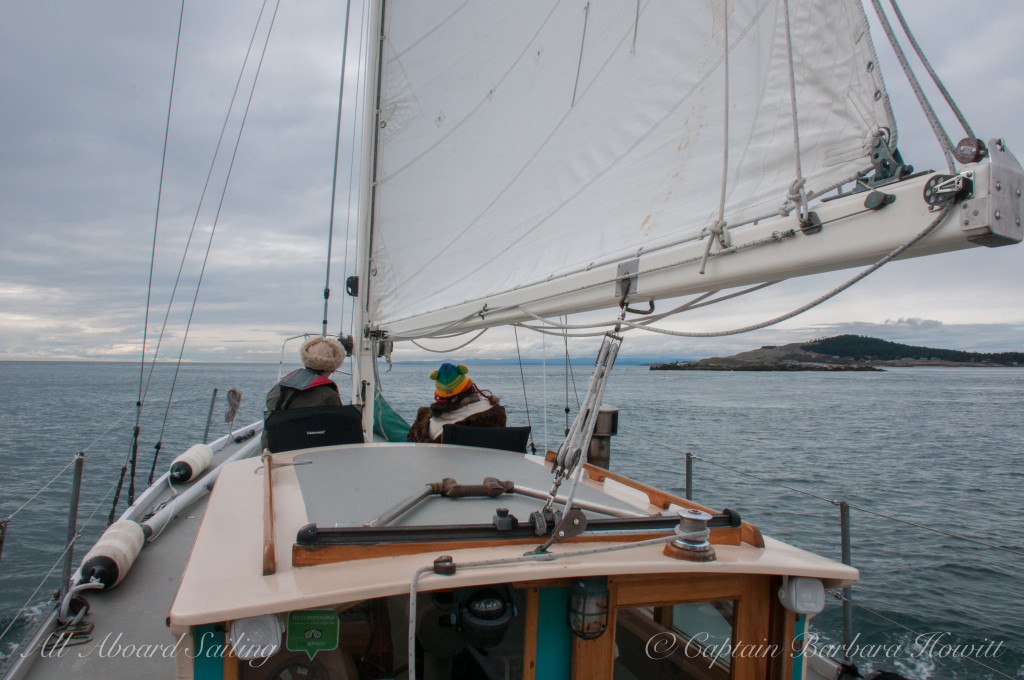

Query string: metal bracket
[616,259,639,300]
[923,172,973,207]
[551,507,588,542]
[799,211,822,235]
[864,135,913,187]
[959,139,1024,247]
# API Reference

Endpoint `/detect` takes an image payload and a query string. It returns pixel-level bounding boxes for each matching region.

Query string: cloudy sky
[1,0,1022,364]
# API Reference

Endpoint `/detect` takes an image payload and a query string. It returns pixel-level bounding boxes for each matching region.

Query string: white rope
[516,283,779,335]
[409,328,487,353]
[868,0,956,172]
[781,0,809,221]
[407,533,677,677]
[699,3,733,276]
[886,0,974,141]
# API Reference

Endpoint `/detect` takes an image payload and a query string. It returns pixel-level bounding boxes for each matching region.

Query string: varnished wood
[570,581,618,680]
[223,626,239,680]
[611,572,775,680]
[292,525,741,566]
[262,454,276,576]
[544,450,765,548]
[767,576,796,680]
[522,586,539,680]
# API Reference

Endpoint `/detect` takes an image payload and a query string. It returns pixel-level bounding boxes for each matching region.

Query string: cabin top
[168,443,857,626]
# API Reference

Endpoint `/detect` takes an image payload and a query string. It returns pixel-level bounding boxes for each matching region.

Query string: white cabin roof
[169,444,857,626]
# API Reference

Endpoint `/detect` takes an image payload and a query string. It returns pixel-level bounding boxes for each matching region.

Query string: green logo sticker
[285,609,339,659]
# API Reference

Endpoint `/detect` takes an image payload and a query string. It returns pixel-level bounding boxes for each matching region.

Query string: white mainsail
[365,0,895,335]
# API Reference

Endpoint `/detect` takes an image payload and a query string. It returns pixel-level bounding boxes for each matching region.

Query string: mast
[351,0,385,436]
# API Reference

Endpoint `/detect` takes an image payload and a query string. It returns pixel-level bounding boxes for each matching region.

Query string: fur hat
[431,363,473,401]
[301,336,346,373]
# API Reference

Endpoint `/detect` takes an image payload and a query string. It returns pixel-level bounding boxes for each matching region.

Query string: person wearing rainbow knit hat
[407,363,506,443]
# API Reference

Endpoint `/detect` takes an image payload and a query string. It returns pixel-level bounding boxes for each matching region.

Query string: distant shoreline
[650,335,1023,371]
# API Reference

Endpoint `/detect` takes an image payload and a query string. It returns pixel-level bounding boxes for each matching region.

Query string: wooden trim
[292,526,741,566]
[522,586,539,680]
[767,577,796,680]
[262,454,276,576]
[544,450,765,548]
[570,580,618,680]
[223,623,239,680]
[611,573,774,680]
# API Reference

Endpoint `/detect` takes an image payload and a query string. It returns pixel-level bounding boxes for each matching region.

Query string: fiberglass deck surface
[292,443,647,527]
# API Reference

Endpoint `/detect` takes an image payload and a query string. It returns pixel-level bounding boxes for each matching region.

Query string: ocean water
[0,360,1021,679]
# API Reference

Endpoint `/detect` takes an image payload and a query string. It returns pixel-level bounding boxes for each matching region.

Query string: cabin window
[613,600,736,680]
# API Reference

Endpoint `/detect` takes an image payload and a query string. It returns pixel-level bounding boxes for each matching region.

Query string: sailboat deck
[169,444,858,627]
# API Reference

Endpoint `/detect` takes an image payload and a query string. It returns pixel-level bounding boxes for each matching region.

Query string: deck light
[229,614,282,660]
[778,576,825,615]
[568,577,609,639]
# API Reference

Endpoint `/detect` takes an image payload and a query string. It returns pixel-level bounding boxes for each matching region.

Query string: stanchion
[839,500,853,661]
[202,388,219,444]
[60,452,86,600]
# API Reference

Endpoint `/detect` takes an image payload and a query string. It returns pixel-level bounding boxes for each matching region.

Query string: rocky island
[650,335,1024,371]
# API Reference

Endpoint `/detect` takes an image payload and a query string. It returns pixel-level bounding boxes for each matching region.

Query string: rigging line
[780,0,809,221]
[136,0,186,416]
[516,283,778,333]
[637,436,841,506]
[396,2,772,306]
[699,0,732,277]
[0,535,79,646]
[6,404,133,522]
[716,5,729,227]
[140,0,272,410]
[408,329,488,353]
[843,504,1024,559]
[116,0,187,516]
[570,2,590,108]
[563,317,570,434]
[394,226,794,339]
[513,327,537,453]
[618,204,954,338]
[646,441,1024,560]
[517,325,614,339]
[322,0,354,338]
[566,321,580,410]
[149,0,284,484]
[340,0,367,336]
[886,0,975,140]
[868,0,956,173]
[0,470,126,647]
[827,594,1016,680]
[3,458,78,522]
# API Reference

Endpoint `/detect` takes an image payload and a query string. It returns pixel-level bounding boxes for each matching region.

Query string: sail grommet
[663,508,716,562]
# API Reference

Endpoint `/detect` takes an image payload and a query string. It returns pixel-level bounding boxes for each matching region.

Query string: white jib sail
[366,0,894,335]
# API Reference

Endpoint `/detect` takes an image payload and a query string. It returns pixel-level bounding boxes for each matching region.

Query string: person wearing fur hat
[262,336,347,448]
[407,363,506,443]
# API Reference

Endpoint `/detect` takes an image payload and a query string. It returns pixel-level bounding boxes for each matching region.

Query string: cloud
[1,0,1022,364]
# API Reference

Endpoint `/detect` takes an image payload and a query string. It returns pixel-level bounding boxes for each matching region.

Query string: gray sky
[2,0,1023,364]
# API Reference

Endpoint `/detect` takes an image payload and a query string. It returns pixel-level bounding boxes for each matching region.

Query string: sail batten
[368,0,895,335]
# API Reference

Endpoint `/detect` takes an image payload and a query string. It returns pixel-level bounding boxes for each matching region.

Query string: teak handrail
[262,453,276,575]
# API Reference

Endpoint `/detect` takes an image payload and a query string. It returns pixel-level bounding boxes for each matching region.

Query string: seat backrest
[264,405,364,453]
[441,424,532,453]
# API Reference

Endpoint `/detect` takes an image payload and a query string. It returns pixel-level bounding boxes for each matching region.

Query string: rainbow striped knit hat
[431,363,473,401]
